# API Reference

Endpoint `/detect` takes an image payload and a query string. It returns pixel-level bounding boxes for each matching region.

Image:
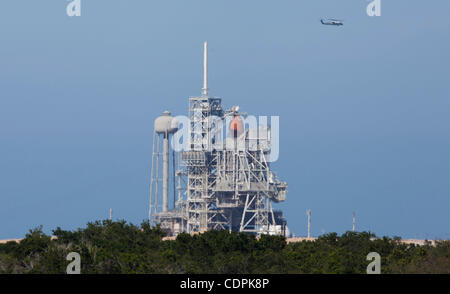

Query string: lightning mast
[202,41,208,97]
[307,209,311,238]
[352,211,356,232]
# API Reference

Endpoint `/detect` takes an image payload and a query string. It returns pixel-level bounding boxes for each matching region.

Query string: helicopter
[320,18,344,26]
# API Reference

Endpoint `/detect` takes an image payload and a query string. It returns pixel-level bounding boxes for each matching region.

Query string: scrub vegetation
[0,220,448,274]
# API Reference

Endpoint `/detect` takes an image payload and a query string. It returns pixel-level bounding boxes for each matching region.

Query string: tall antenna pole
[202,41,208,97]
[307,209,311,238]
[109,208,112,221]
[352,211,356,232]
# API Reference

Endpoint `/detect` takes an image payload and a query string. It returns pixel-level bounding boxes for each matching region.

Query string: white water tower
[149,111,178,221]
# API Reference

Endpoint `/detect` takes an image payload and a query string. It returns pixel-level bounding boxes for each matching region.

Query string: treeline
[0,220,448,274]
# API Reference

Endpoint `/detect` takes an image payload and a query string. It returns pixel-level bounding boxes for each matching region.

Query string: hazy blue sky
[0,1,449,239]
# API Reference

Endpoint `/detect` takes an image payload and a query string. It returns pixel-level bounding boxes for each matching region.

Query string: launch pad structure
[149,42,288,236]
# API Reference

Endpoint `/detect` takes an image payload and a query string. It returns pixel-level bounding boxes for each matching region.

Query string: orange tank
[229,115,244,137]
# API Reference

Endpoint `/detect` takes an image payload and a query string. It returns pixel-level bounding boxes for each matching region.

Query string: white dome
[154,111,178,134]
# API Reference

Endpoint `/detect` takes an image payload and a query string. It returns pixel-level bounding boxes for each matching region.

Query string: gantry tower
[149,42,288,235]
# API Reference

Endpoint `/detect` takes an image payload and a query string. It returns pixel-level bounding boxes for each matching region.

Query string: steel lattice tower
[149,42,288,236]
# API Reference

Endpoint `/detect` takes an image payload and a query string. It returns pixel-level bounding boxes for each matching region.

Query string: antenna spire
[307,209,311,238]
[202,41,209,97]
[352,211,356,232]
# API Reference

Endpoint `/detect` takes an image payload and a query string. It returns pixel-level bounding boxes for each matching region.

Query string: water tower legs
[163,134,169,212]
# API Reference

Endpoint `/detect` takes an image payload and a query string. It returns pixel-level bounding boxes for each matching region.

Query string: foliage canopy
[0,220,448,274]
